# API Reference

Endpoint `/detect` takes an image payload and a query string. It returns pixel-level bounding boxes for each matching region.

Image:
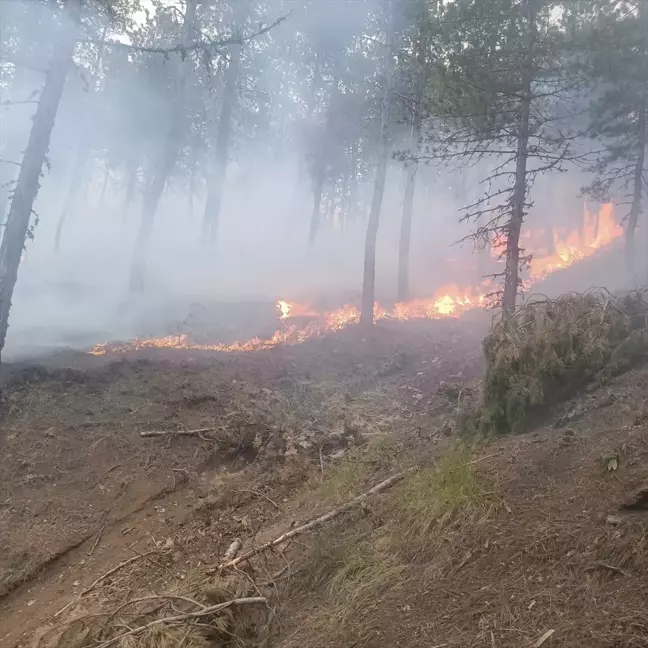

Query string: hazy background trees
[1,0,646,360]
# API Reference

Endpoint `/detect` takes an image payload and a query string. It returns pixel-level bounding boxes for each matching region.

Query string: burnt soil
[1,316,648,648]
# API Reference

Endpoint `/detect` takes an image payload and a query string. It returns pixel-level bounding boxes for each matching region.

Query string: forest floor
[0,316,647,648]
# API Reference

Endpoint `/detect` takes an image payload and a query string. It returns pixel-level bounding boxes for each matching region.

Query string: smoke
[0,0,629,361]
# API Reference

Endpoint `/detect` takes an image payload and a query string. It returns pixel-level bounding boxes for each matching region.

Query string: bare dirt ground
[0,319,482,647]
[1,315,647,648]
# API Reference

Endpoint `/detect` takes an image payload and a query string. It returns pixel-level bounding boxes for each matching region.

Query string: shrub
[479,288,648,434]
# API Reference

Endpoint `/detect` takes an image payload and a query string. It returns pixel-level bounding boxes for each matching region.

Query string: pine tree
[583,0,648,283]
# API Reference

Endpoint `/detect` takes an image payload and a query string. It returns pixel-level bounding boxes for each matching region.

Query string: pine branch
[79,13,290,56]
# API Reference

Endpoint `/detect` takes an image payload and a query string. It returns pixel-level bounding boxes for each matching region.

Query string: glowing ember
[89,202,622,356]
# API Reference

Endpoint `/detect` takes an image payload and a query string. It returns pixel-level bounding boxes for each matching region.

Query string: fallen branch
[95,597,267,647]
[141,427,218,438]
[54,551,159,618]
[237,488,281,509]
[87,523,106,557]
[211,470,410,573]
[532,629,555,648]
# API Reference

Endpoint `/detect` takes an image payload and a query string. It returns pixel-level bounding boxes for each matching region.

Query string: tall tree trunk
[54,24,107,251]
[54,145,89,251]
[360,10,393,328]
[0,0,80,363]
[347,138,359,222]
[397,28,426,303]
[99,165,110,207]
[629,0,648,283]
[308,85,336,246]
[627,89,645,283]
[121,157,138,223]
[202,39,243,243]
[130,0,198,291]
[502,0,536,316]
[286,57,322,240]
[308,171,324,244]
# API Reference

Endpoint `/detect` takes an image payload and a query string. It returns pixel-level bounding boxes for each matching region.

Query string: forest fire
[89,203,621,356]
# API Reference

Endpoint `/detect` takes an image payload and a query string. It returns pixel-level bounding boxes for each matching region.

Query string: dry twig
[140,427,218,438]
[95,597,267,647]
[211,470,410,573]
[54,551,160,618]
[532,629,555,647]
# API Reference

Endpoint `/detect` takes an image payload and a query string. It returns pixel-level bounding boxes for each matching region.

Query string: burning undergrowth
[82,201,622,360]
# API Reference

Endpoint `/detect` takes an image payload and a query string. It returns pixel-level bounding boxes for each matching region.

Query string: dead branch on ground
[95,597,267,647]
[140,427,218,438]
[210,470,411,573]
[54,551,161,618]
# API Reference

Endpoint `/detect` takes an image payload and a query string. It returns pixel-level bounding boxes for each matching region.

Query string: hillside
[0,313,647,648]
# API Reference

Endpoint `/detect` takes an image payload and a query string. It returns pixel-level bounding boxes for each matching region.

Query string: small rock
[597,393,615,408]
[606,514,623,525]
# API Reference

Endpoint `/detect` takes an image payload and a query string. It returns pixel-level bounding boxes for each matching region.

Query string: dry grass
[314,435,404,505]
[294,444,485,646]
[390,445,483,560]
[479,288,648,434]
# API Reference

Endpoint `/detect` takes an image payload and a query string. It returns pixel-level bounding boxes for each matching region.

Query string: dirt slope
[1,320,647,648]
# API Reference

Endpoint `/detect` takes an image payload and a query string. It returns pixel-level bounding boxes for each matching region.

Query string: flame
[89,202,622,356]
[528,203,622,280]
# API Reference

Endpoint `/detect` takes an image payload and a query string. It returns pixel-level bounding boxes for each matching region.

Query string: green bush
[479,289,648,434]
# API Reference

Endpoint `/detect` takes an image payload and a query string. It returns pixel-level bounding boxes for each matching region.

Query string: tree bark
[397,27,426,303]
[0,0,80,363]
[130,0,197,290]
[202,39,243,243]
[629,0,648,284]
[502,0,536,316]
[360,8,393,328]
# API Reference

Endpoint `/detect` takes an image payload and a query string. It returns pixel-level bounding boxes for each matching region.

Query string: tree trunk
[628,89,647,283]
[202,39,243,243]
[129,0,197,290]
[0,0,80,363]
[347,138,359,222]
[629,0,648,284]
[308,85,337,246]
[121,157,138,223]
[502,0,536,316]
[55,24,107,250]
[360,11,393,328]
[397,27,426,303]
[55,145,89,251]
[99,165,110,207]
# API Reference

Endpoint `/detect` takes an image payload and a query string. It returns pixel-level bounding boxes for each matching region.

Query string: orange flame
[89,202,622,356]
[528,203,621,281]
